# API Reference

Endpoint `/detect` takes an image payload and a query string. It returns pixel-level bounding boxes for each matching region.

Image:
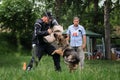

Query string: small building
[85,30,105,59]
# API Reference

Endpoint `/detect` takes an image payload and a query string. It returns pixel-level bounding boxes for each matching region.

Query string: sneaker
[26,65,32,71]
[26,66,31,71]
[55,69,61,72]
[55,67,61,72]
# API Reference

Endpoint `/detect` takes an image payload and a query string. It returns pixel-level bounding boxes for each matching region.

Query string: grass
[0,54,120,80]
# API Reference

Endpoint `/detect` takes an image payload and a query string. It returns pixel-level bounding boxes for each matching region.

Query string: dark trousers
[28,43,61,71]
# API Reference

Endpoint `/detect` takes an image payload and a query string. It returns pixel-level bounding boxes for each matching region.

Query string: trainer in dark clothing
[26,12,61,71]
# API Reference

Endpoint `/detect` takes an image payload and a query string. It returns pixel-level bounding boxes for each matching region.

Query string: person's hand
[82,44,86,49]
[47,29,52,34]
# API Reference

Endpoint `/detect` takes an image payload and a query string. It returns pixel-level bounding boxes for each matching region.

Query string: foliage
[0,0,37,49]
[0,32,17,54]
[0,32,30,55]
[49,0,105,33]
[0,0,120,50]
[110,0,120,26]
[0,0,36,32]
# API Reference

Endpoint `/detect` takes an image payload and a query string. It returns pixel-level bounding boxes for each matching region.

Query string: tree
[104,0,111,59]
[0,0,37,51]
[110,0,120,26]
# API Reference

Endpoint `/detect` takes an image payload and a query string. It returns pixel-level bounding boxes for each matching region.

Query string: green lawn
[0,54,120,80]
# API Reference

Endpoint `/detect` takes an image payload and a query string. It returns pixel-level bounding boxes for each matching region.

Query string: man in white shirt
[66,17,86,69]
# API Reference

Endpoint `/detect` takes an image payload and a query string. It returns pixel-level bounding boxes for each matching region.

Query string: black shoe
[55,67,61,72]
[55,69,62,72]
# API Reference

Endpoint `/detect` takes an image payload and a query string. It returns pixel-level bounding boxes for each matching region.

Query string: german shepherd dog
[52,34,80,72]
[63,47,80,72]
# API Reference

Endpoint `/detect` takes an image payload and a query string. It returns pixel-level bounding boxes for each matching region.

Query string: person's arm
[34,23,50,36]
[66,28,71,44]
[81,26,86,49]
[82,35,86,49]
[66,34,70,41]
[52,19,59,26]
[65,34,70,45]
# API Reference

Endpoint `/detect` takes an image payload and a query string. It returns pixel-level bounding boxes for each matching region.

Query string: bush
[0,32,17,54]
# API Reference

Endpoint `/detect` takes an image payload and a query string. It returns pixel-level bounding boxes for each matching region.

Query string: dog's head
[54,33,69,48]
[53,25,64,38]
[64,49,80,59]
[64,53,80,64]
[64,54,79,72]
[63,48,80,72]
[64,55,75,63]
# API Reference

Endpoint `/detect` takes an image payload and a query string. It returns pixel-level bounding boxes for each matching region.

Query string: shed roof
[86,30,102,37]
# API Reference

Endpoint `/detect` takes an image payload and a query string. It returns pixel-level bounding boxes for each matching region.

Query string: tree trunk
[104,0,111,59]
[93,0,98,26]
[54,0,65,22]
[92,0,99,52]
[16,31,22,53]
